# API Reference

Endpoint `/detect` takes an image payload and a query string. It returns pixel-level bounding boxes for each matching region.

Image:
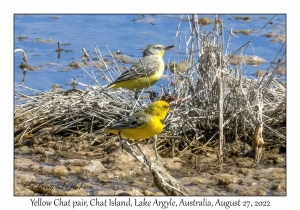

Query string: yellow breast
[111,116,164,141]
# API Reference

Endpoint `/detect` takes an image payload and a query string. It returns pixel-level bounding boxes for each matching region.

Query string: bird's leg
[135,143,151,170]
[136,90,158,101]
[147,90,159,101]
[134,90,139,100]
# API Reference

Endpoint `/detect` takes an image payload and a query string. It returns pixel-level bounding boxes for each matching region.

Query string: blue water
[14,14,286,95]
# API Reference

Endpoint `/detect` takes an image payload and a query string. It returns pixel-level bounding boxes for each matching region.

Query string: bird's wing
[110,56,160,84]
[108,112,151,130]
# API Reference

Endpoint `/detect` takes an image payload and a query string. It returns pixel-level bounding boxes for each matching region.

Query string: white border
[5,0,295,209]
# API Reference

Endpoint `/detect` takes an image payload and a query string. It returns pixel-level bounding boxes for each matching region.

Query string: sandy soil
[14,139,286,196]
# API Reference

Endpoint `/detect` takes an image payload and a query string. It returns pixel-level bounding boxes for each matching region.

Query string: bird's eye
[155,46,161,50]
[162,105,169,109]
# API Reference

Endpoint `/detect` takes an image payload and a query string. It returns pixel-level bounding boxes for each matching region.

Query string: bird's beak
[165,46,175,50]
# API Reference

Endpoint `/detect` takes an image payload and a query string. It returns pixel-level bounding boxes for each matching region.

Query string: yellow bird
[105,100,170,142]
[105,100,170,164]
[107,44,174,91]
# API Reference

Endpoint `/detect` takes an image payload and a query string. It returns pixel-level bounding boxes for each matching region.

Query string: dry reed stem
[252,122,264,163]
[121,140,188,196]
[14,14,286,194]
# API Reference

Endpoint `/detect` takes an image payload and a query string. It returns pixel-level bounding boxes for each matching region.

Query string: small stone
[239,168,250,176]
[143,190,153,196]
[53,165,69,178]
[257,189,267,196]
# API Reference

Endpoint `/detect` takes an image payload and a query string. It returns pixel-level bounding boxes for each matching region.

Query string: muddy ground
[14,136,286,196]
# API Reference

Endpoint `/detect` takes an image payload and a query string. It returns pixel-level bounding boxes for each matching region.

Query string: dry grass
[14,15,286,164]
[234,16,251,22]
[197,17,222,25]
[272,34,286,43]
[227,55,266,66]
[233,29,253,35]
